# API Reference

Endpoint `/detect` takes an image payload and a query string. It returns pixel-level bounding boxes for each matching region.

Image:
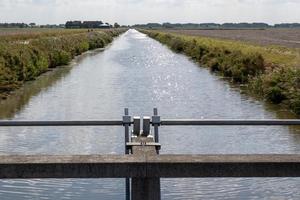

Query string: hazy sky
[0,0,299,25]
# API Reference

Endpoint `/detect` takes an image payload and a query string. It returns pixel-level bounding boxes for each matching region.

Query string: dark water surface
[0,29,300,199]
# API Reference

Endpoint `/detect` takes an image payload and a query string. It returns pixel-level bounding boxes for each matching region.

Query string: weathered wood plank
[1,154,300,164]
[1,154,300,178]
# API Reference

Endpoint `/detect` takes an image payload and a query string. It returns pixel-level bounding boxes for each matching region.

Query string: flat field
[0,28,89,41]
[0,28,82,36]
[161,29,300,48]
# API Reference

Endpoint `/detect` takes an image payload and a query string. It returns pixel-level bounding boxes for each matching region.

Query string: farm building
[65,21,112,29]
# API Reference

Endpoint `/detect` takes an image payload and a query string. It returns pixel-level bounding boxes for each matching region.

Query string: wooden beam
[1,154,300,178]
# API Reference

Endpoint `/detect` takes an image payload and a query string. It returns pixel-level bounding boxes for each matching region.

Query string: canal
[0,29,300,199]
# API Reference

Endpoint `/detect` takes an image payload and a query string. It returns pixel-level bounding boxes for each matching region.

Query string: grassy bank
[141,30,300,115]
[0,29,126,98]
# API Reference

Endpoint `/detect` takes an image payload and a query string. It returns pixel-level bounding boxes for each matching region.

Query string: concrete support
[132,178,160,200]
[131,136,161,200]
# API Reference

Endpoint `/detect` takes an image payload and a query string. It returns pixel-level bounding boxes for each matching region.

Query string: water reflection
[0,50,105,119]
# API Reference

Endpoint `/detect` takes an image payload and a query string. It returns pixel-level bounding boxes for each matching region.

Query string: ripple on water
[0,179,125,200]
[161,178,300,200]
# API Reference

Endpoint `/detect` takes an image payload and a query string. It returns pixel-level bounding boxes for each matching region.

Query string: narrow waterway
[0,29,300,199]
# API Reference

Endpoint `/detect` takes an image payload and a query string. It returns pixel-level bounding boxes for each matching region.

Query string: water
[0,29,300,199]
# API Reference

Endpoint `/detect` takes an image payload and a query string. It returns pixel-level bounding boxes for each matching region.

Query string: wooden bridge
[1,108,300,200]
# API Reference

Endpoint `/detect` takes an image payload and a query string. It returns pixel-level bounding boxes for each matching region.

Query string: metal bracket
[122,108,131,126]
[152,108,160,145]
[132,116,141,136]
[141,116,151,137]
[152,108,161,126]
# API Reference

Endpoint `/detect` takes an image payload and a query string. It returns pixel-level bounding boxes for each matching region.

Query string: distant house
[65,21,112,29]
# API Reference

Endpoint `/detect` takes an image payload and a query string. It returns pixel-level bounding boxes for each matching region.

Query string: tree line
[133,23,300,29]
[0,23,65,28]
[0,21,122,29]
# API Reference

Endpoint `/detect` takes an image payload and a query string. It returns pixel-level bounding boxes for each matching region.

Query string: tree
[29,23,36,27]
[114,23,120,28]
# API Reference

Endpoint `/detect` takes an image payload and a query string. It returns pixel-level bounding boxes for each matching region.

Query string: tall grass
[141,30,300,115]
[0,29,126,98]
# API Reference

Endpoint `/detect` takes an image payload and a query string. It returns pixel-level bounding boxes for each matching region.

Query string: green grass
[0,29,126,99]
[141,30,300,115]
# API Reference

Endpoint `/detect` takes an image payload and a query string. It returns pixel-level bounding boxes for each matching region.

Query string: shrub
[0,63,19,91]
[255,67,300,114]
[291,95,300,115]
[266,86,286,103]
[169,37,185,52]
[50,50,71,67]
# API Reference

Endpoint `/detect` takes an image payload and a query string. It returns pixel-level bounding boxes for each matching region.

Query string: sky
[0,0,299,25]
